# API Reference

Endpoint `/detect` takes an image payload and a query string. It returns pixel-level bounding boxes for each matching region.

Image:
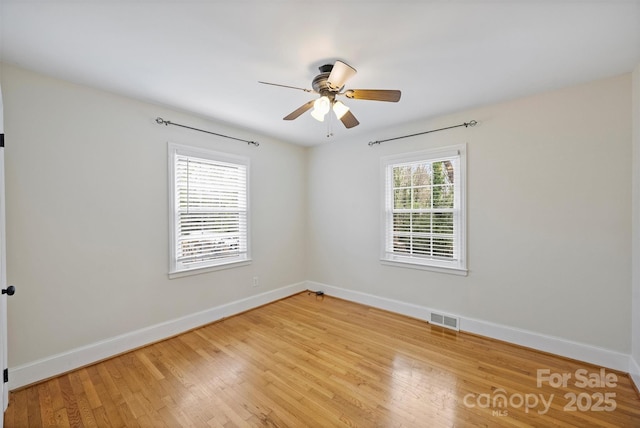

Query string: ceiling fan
[259,60,401,129]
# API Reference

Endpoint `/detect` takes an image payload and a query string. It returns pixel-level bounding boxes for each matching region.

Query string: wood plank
[4,292,640,426]
[36,381,56,427]
[25,383,42,426]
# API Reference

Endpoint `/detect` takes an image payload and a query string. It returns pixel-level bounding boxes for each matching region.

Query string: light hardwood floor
[4,292,640,427]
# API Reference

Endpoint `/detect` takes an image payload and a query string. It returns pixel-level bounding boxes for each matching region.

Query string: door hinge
[3,368,7,383]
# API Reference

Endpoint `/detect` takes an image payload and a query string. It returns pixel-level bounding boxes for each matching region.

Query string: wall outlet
[252,276,259,287]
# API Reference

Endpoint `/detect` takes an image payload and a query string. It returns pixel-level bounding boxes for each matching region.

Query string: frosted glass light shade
[327,61,357,90]
[332,101,350,119]
[311,96,330,122]
[310,109,325,122]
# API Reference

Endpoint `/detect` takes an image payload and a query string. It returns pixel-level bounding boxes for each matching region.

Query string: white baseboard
[8,282,306,390]
[307,281,631,372]
[9,281,634,390]
[630,356,640,392]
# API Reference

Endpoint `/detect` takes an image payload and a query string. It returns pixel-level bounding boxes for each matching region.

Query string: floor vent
[430,312,460,331]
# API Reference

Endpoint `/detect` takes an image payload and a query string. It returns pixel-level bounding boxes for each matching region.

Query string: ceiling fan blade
[327,60,357,91]
[344,89,401,102]
[259,81,314,93]
[283,100,315,120]
[339,110,360,129]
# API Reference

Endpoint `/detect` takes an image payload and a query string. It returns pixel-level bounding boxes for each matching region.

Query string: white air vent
[430,311,459,331]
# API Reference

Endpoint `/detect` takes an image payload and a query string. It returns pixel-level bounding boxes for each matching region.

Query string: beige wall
[308,74,632,353]
[1,64,308,366]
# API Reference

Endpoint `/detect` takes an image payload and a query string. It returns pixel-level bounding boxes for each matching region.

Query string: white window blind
[169,144,249,275]
[382,145,466,274]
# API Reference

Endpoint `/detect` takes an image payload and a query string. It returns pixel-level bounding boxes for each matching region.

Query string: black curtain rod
[368,120,477,146]
[156,117,260,147]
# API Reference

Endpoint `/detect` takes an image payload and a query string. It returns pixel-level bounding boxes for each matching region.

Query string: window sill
[169,259,252,279]
[380,258,468,276]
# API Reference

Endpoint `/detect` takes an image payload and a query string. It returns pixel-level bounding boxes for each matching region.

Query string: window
[169,143,250,277]
[381,145,466,274]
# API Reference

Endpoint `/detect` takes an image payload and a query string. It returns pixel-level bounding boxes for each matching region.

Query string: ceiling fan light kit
[332,100,350,120]
[260,60,401,131]
[310,96,331,121]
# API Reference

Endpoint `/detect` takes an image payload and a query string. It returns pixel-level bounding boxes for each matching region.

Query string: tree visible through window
[382,146,466,273]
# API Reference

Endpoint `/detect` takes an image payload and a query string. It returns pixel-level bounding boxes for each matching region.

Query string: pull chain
[326,110,334,138]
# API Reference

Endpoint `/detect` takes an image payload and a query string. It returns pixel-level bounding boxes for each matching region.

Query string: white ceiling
[1,1,639,146]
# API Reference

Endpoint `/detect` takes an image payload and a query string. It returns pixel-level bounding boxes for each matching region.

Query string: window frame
[380,144,467,275]
[168,142,251,278]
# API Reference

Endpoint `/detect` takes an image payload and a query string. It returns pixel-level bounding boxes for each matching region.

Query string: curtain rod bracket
[368,120,477,146]
[155,117,260,147]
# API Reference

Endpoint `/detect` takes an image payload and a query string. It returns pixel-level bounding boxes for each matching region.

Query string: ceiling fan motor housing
[312,66,337,99]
